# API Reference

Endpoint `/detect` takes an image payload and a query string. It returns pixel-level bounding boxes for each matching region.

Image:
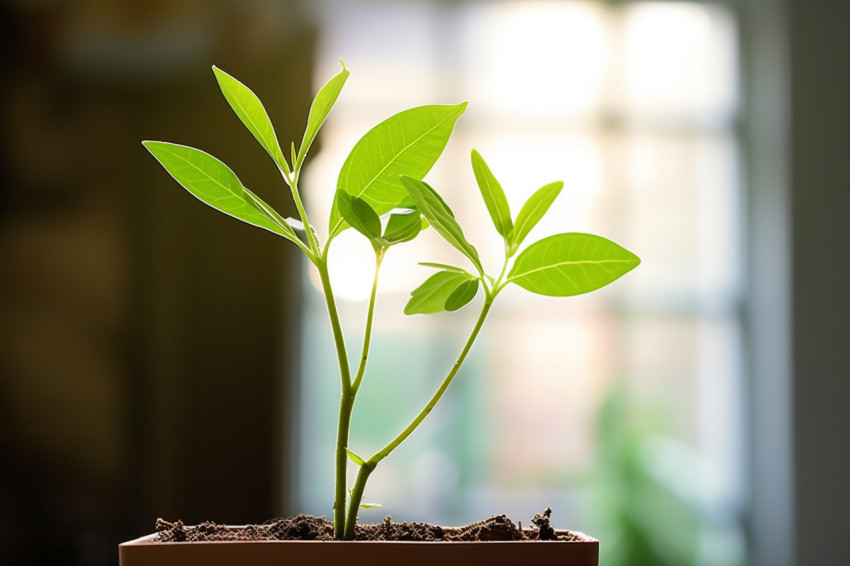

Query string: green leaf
[405,270,477,315]
[418,262,472,275]
[297,61,349,166]
[212,66,288,174]
[142,141,297,241]
[508,233,640,296]
[360,502,382,509]
[509,181,564,255]
[445,278,479,311]
[345,447,365,467]
[329,102,467,237]
[471,149,512,239]
[335,191,381,240]
[382,209,422,244]
[400,176,482,273]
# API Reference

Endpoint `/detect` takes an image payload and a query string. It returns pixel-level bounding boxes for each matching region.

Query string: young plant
[143,63,640,540]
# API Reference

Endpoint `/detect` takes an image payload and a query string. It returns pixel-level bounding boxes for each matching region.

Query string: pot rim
[121,528,598,546]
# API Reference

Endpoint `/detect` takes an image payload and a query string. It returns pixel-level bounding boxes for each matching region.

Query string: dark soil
[154,507,582,543]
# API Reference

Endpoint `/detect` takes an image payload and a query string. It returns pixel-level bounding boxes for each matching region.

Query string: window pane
[297,2,745,564]
[463,1,612,118]
[620,3,739,125]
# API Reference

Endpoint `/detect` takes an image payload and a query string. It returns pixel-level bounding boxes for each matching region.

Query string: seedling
[143,62,640,540]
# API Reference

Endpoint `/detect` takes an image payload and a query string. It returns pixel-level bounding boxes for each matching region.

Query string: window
[297,2,745,564]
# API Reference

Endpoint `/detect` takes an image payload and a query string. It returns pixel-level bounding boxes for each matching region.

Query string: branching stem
[343,295,496,536]
[317,250,353,538]
[328,245,386,538]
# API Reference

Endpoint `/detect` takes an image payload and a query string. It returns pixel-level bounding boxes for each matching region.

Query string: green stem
[337,246,384,538]
[376,297,493,460]
[345,297,496,527]
[316,253,353,538]
[352,248,384,393]
[278,159,320,258]
[317,254,353,391]
[488,256,510,300]
[289,175,320,256]
[335,391,355,538]
[343,460,376,539]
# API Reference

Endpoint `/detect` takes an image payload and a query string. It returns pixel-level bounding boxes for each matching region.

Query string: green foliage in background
[143,62,640,539]
[586,387,746,566]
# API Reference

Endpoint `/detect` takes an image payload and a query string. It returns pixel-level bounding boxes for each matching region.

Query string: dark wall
[788,1,850,565]
[0,3,313,565]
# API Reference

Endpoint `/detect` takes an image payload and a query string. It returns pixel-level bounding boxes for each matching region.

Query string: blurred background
[0,1,847,565]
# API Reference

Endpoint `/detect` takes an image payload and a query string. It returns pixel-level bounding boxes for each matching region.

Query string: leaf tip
[398,174,417,190]
[402,298,422,316]
[141,139,165,153]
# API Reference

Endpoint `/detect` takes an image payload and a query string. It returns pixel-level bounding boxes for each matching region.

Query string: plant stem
[352,248,384,393]
[316,253,354,538]
[335,247,385,538]
[335,390,355,538]
[282,160,354,534]
[377,296,493,459]
[343,460,375,539]
[344,297,495,526]
[317,254,353,391]
[279,162,321,257]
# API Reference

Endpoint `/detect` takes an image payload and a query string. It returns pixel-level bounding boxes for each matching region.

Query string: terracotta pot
[119,528,599,566]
